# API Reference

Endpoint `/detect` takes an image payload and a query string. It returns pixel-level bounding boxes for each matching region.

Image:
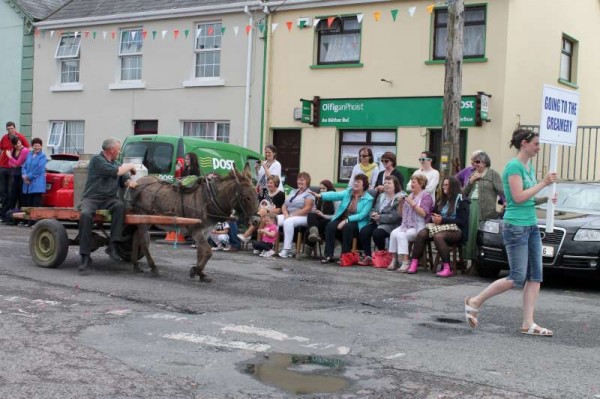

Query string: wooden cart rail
[14,207,201,225]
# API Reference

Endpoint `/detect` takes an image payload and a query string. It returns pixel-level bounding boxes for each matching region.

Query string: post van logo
[199,156,235,170]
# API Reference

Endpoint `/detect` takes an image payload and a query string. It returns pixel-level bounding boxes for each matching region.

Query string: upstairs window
[55,33,81,83]
[316,16,361,65]
[183,121,230,142]
[560,36,577,83]
[195,22,222,78]
[433,5,486,60]
[48,121,85,154]
[119,28,143,81]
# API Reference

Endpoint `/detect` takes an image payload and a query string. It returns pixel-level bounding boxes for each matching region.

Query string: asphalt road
[1,223,599,399]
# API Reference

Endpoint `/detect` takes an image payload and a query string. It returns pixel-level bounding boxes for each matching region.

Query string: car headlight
[481,221,500,234]
[574,228,600,241]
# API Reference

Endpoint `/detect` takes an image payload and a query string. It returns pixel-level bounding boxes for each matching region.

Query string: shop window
[338,130,396,184]
[183,121,230,142]
[433,5,486,60]
[315,16,361,65]
[559,35,578,85]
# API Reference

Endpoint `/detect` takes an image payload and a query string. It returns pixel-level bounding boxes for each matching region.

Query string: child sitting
[209,220,231,251]
[252,213,278,258]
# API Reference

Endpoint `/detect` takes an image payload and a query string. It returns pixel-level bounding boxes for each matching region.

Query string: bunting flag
[408,6,416,17]
[50,30,55,38]
[34,28,40,37]
[258,23,265,33]
[426,4,435,14]
[286,21,293,31]
[233,26,239,36]
[152,30,157,40]
[161,30,167,39]
[111,31,116,39]
[391,9,398,21]
[373,11,381,22]
[130,31,136,40]
[245,25,252,35]
[84,31,90,38]
[327,16,335,28]
[299,19,307,29]
[207,26,214,35]
[196,28,202,38]
[221,26,226,35]
[142,30,147,40]
[184,29,189,38]
[74,31,79,38]
[103,31,107,40]
[92,31,96,39]
[271,23,278,33]
[357,14,364,23]
[173,29,179,39]
[313,18,320,27]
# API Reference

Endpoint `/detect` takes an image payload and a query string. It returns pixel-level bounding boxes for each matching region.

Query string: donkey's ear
[243,168,252,181]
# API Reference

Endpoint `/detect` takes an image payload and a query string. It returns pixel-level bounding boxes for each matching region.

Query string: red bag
[371,250,393,268]
[339,251,360,267]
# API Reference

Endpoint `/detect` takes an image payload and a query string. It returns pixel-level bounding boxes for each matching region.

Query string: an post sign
[301,99,312,124]
[314,96,477,128]
[539,84,579,146]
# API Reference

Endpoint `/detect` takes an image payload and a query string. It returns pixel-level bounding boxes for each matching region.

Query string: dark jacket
[82,152,130,200]
[434,195,470,243]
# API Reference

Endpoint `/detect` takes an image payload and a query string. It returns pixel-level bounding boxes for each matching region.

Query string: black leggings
[252,241,274,251]
[324,219,359,257]
[359,223,390,256]
[411,228,462,263]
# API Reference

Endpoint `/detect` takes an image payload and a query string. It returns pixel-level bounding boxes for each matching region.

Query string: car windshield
[536,183,600,214]
[46,158,77,174]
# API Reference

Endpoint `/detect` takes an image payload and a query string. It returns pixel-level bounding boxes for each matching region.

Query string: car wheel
[29,219,69,268]
[475,261,501,279]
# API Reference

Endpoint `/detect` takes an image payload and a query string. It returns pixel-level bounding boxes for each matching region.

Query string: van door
[273,129,301,187]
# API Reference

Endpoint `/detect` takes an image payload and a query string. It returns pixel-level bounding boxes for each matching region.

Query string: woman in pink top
[2,137,30,221]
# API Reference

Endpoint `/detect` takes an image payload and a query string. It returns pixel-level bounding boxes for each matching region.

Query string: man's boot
[307,227,320,243]
[79,255,92,275]
[108,242,121,262]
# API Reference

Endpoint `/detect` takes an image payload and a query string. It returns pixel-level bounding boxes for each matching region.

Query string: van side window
[122,142,174,174]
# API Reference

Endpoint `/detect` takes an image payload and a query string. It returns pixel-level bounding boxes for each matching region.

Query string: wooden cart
[14,207,201,268]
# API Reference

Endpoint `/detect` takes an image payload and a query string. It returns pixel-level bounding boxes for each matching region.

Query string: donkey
[129,170,258,282]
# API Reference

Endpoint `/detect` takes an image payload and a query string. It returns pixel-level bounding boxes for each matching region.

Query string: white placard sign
[539,84,579,146]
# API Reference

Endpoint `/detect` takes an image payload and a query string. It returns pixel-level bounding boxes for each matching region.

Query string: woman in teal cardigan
[313,174,374,263]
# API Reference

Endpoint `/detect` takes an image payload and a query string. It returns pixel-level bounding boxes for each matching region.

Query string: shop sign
[318,96,477,128]
[301,99,312,124]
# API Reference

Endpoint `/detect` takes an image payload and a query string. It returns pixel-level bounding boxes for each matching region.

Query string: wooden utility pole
[441,0,464,177]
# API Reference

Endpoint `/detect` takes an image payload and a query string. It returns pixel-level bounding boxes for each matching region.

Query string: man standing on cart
[78,137,138,274]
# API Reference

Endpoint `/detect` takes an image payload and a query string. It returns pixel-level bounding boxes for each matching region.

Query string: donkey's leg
[139,225,159,276]
[131,226,144,273]
[192,232,213,283]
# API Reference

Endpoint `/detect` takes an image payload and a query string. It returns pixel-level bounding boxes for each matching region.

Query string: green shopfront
[309,96,478,185]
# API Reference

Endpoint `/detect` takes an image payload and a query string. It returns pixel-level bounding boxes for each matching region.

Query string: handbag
[426,222,460,237]
[339,251,360,267]
[371,250,392,268]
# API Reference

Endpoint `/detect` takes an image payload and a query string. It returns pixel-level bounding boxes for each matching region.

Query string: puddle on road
[436,317,463,324]
[243,353,349,394]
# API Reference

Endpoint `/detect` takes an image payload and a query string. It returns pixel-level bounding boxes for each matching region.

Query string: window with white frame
[433,5,486,60]
[55,33,81,83]
[338,130,396,183]
[560,35,577,83]
[119,28,143,81]
[195,22,222,78]
[315,16,361,65]
[183,121,230,142]
[48,121,85,154]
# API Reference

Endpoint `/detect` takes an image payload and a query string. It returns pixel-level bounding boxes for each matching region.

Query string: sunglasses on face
[473,160,482,164]
[418,157,432,162]
[360,154,370,159]
[382,159,391,163]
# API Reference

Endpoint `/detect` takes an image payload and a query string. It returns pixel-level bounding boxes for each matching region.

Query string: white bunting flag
[50,30,55,38]
[131,31,137,40]
[103,31,107,40]
[233,26,239,36]
[196,28,202,38]
[74,31,79,38]
[271,23,278,33]
[161,30,167,39]
[313,18,320,27]
[408,6,416,17]
[357,14,364,23]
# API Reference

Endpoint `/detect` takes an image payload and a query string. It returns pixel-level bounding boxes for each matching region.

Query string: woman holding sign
[464,129,557,337]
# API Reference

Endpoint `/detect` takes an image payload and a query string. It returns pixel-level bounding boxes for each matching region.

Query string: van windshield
[122,142,174,174]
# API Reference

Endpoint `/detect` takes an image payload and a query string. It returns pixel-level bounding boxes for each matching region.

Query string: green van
[120,135,263,182]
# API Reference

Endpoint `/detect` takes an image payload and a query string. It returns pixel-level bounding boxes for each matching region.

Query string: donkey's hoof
[189,266,198,278]
[200,275,213,283]
[150,268,160,277]
[132,264,144,273]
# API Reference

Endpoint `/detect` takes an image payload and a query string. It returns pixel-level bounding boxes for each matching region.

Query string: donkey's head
[223,169,258,223]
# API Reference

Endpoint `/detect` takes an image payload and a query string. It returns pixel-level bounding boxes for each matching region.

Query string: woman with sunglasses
[348,147,379,190]
[464,129,557,337]
[315,174,374,264]
[374,152,404,195]
[455,149,483,187]
[407,151,440,202]
[277,172,315,258]
[462,151,505,263]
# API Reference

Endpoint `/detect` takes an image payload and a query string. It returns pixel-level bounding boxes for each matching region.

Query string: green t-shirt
[502,158,537,226]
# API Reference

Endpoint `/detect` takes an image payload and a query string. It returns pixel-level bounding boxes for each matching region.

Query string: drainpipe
[243,5,254,149]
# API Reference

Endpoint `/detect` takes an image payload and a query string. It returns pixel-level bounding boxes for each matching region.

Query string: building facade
[263,0,600,187]
[32,0,267,154]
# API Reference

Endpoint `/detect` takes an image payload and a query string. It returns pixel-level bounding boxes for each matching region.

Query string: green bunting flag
[258,23,265,33]
[391,9,399,21]
[221,26,226,35]
[152,30,157,40]
[184,29,189,38]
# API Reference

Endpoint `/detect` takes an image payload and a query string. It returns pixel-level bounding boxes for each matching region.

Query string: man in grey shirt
[78,138,138,274]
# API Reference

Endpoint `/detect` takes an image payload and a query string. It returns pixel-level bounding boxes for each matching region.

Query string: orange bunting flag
[286,21,293,31]
[208,26,214,36]
[34,28,40,37]
[327,16,335,28]
[84,31,90,38]
[245,25,252,35]
[373,11,381,21]
[142,30,148,40]
[111,31,116,39]
[174,29,179,39]
[426,4,435,14]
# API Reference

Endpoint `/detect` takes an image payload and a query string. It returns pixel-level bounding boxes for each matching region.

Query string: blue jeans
[228,221,241,249]
[502,223,543,288]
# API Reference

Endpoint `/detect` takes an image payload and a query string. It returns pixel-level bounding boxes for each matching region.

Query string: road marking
[31,299,61,306]
[107,309,132,316]
[337,346,350,355]
[163,333,270,352]
[217,323,309,342]
[145,314,188,322]
[384,353,405,359]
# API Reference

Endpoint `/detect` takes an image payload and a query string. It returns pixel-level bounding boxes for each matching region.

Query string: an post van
[120,135,263,182]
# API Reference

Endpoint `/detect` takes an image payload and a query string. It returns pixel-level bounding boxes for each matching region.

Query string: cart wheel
[29,219,69,268]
